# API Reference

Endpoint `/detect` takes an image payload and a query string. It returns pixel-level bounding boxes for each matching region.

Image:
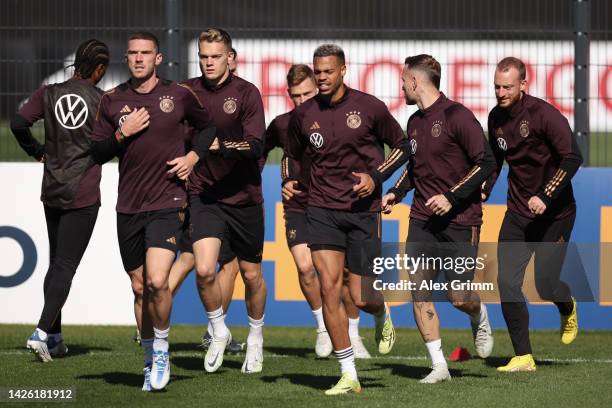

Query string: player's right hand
[381,192,396,214]
[166,155,195,180]
[282,180,302,201]
[351,172,375,198]
[120,107,150,137]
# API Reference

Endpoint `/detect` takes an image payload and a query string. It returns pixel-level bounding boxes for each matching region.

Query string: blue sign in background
[172,166,612,330]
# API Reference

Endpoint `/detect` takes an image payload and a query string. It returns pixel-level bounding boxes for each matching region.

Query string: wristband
[115,127,126,143]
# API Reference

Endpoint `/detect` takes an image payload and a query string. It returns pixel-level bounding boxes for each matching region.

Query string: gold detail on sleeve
[95,89,116,122]
[223,141,250,151]
[544,169,567,197]
[377,149,403,173]
[281,157,289,179]
[394,169,408,189]
[177,83,204,108]
[450,166,481,193]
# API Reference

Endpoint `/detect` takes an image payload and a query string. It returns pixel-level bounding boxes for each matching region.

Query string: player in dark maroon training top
[482,57,582,373]
[381,54,496,384]
[89,32,214,391]
[285,44,409,395]
[268,64,370,359]
[11,39,109,363]
[180,29,267,374]
[167,46,243,354]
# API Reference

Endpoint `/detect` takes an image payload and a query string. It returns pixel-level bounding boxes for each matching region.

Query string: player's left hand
[352,172,375,198]
[426,194,452,216]
[528,196,547,215]
[166,155,195,180]
[381,192,397,214]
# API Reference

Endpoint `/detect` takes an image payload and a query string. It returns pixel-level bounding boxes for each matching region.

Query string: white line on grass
[3,350,612,364]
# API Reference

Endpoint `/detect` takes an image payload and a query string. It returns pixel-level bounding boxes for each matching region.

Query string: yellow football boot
[324,373,362,396]
[497,354,536,372]
[561,298,578,345]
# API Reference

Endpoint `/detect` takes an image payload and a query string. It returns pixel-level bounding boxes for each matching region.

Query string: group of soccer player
[12,27,581,395]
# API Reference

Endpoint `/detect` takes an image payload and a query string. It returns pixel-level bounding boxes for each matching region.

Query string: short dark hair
[496,57,527,80]
[231,47,237,58]
[404,54,441,90]
[128,31,160,52]
[199,28,233,51]
[286,64,316,87]
[313,44,345,65]
[73,39,109,79]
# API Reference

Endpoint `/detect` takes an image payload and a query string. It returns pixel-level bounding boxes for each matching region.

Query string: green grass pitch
[1,325,611,407]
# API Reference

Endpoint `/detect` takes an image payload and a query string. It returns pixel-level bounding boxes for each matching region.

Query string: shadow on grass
[264,346,313,359]
[15,343,112,358]
[368,363,487,379]
[261,373,383,391]
[484,356,565,368]
[76,372,192,387]
[171,342,201,353]
[171,342,244,355]
[171,356,242,372]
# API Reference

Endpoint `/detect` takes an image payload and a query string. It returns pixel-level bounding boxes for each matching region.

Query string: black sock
[555,300,574,316]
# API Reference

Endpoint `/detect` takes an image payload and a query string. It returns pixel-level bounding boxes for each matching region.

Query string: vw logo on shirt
[309,132,324,149]
[54,94,88,129]
[497,137,508,151]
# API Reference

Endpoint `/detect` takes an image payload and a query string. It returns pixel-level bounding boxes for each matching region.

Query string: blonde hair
[198,28,232,51]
